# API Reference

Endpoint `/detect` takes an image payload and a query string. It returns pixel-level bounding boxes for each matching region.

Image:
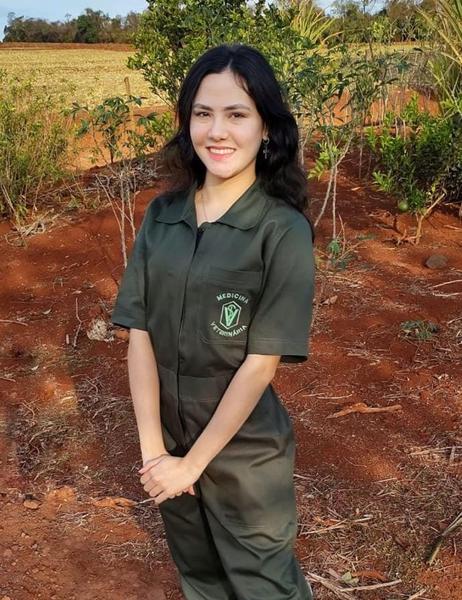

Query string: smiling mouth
[207,147,235,155]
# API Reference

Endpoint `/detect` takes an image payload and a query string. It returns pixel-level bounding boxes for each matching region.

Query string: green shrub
[400,320,439,340]
[0,70,74,222]
[365,95,461,214]
[128,0,314,110]
[66,95,174,165]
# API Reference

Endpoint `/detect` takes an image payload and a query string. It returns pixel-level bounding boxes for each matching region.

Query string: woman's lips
[207,148,236,161]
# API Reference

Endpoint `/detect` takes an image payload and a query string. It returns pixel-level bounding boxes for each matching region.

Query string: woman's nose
[208,117,228,139]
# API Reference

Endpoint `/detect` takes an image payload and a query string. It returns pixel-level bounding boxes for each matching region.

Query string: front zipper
[177,225,207,448]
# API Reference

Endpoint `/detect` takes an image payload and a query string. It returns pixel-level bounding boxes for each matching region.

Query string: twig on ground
[410,446,461,456]
[345,578,402,591]
[425,511,462,565]
[406,589,428,599]
[306,572,355,599]
[288,379,318,399]
[307,571,402,596]
[300,515,374,535]
[327,402,402,418]
[433,292,462,297]
[1,374,16,382]
[294,473,311,481]
[72,296,83,348]
[431,279,462,288]
[448,316,462,324]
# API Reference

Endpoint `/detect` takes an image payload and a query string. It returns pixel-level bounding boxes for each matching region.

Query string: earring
[262,137,270,160]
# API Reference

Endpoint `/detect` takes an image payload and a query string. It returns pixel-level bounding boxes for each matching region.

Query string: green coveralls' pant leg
[159,482,313,600]
[159,492,238,600]
[203,504,313,600]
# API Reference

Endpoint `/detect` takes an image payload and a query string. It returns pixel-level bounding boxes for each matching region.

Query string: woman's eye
[194,112,245,118]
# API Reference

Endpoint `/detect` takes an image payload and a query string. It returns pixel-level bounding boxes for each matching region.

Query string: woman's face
[189,69,267,184]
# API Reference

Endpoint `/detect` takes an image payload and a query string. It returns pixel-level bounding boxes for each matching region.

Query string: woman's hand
[141,453,195,498]
[138,455,203,505]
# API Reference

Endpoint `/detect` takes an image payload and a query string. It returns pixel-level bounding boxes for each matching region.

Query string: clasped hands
[138,453,203,505]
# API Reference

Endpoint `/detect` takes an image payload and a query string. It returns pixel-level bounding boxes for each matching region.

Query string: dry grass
[11,397,79,480]
[75,374,136,435]
[0,48,161,107]
[8,368,137,489]
[294,448,461,598]
[55,491,171,567]
[97,538,169,567]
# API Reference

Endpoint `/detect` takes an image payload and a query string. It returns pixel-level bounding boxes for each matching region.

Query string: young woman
[112,43,316,600]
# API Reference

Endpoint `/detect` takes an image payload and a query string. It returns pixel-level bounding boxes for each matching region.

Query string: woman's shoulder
[262,194,314,243]
[143,187,190,221]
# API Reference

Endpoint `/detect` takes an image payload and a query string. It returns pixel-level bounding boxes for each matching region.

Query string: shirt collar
[154,177,268,230]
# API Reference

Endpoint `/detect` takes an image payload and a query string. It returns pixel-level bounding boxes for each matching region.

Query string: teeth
[209,148,234,155]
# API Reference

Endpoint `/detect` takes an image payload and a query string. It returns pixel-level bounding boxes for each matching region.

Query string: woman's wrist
[142,448,168,467]
[182,451,208,476]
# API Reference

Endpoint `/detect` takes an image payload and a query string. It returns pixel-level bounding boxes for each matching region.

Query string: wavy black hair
[160,43,314,237]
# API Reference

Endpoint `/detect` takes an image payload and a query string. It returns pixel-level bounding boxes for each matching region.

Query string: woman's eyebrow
[192,103,251,111]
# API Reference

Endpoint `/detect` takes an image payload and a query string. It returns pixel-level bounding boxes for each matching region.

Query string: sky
[0,1,149,40]
[0,0,336,41]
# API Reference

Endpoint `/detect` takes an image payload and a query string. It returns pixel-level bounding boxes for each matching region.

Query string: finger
[154,491,169,505]
[140,465,164,485]
[141,473,159,489]
[139,453,170,474]
[139,462,155,475]
[142,459,168,481]
[140,471,158,485]
[139,455,167,475]
[147,483,163,497]
[144,480,159,494]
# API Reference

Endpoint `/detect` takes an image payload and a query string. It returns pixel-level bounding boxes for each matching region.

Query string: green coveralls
[111,177,315,600]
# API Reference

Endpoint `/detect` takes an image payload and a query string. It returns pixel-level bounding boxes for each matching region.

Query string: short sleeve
[111,206,151,331]
[246,217,315,363]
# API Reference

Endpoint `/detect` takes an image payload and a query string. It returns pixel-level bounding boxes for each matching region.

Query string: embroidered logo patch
[209,292,249,338]
[220,301,241,329]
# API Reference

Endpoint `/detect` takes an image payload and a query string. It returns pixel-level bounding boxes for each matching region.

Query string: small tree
[74,8,106,43]
[67,93,173,266]
[128,0,269,109]
[365,95,462,241]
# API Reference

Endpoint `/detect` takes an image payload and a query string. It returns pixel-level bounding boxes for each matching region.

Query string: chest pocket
[199,266,262,346]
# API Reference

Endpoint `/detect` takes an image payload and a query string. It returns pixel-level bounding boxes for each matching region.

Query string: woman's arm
[127,328,167,464]
[139,354,280,503]
[183,353,281,473]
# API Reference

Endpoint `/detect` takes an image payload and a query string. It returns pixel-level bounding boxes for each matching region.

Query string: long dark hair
[160,43,314,236]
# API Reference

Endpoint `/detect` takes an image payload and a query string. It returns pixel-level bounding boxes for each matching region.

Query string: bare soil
[0,148,461,599]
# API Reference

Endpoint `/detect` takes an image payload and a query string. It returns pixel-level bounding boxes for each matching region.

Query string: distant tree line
[330,0,437,43]
[2,0,437,45]
[3,9,142,43]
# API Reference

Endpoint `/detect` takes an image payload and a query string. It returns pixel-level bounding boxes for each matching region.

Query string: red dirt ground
[0,148,461,599]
